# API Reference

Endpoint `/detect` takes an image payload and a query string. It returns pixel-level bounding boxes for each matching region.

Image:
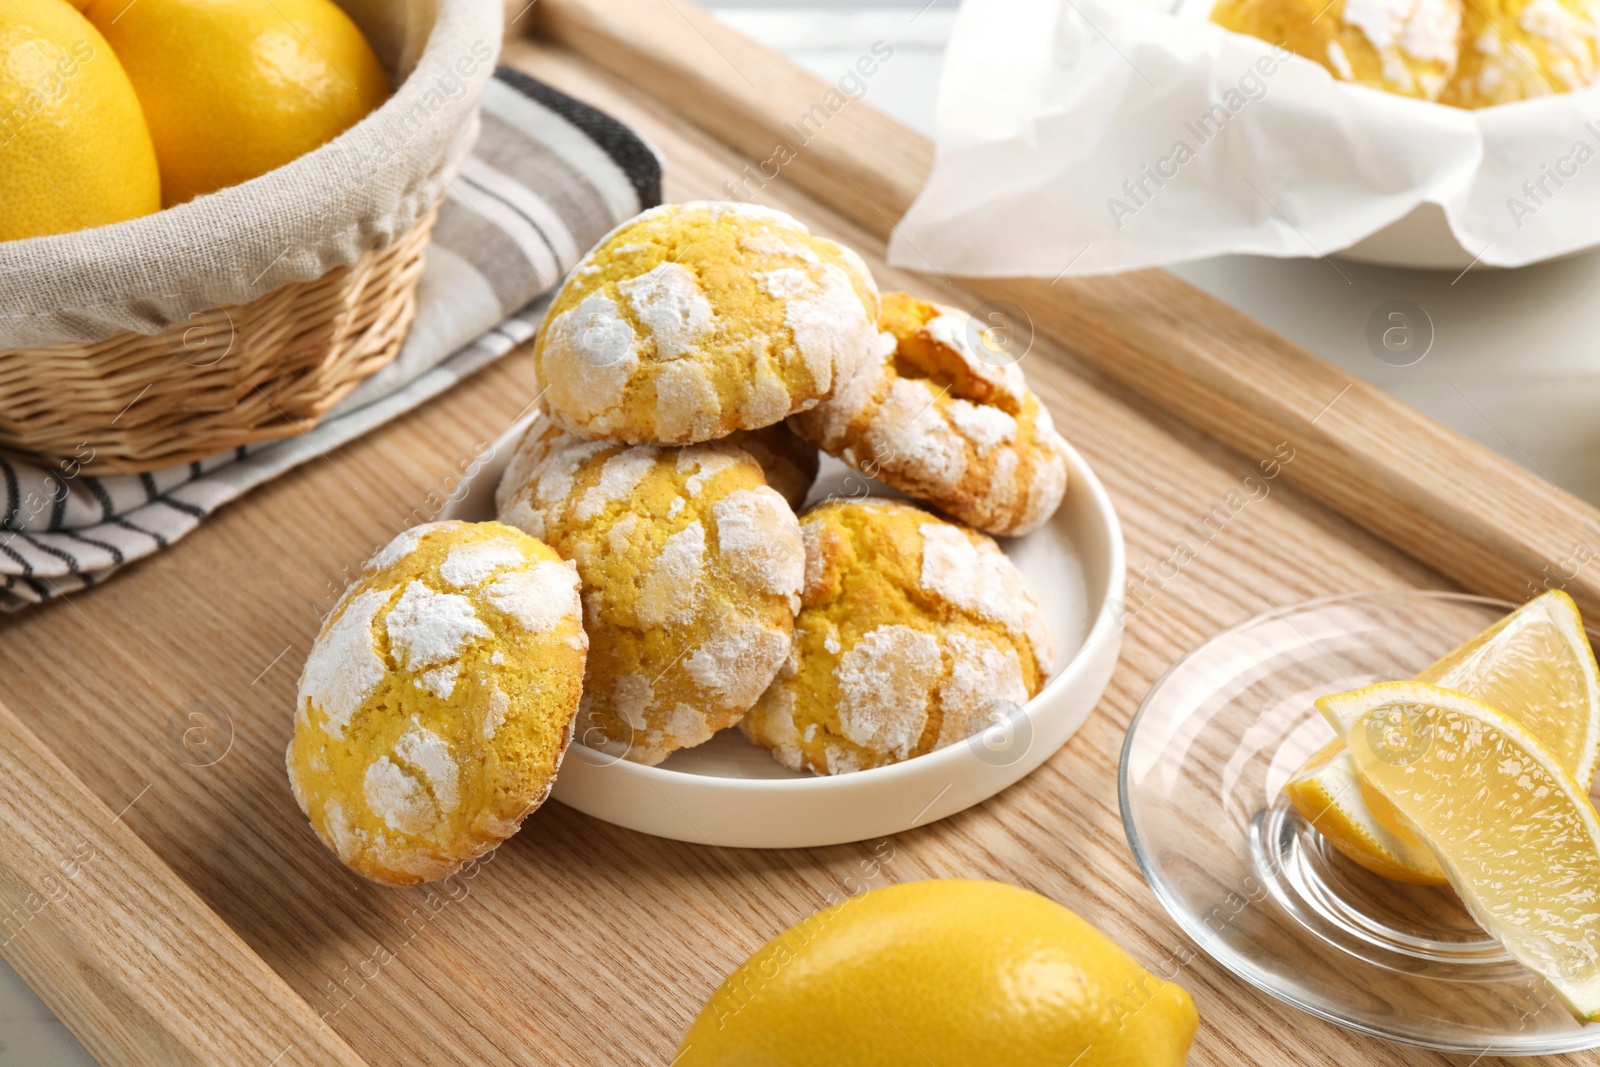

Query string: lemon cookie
[789,292,1070,537]
[740,499,1054,775]
[1212,0,1463,101]
[286,521,587,886]
[722,423,819,509]
[496,418,805,765]
[534,200,882,445]
[1441,0,1600,107]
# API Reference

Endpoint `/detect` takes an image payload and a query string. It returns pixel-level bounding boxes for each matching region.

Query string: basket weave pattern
[0,206,438,475]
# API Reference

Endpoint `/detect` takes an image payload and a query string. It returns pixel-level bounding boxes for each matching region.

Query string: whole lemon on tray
[82,0,389,205]
[0,0,160,241]
[676,879,1198,1066]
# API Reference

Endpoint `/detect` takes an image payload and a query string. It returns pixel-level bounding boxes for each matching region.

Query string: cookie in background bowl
[286,521,587,886]
[740,498,1054,775]
[496,416,805,766]
[1442,0,1600,108]
[534,200,881,445]
[1211,0,1463,102]
[790,292,1070,537]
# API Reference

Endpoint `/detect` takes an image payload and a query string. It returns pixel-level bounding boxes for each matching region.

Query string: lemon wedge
[1286,590,1600,885]
[1327,681,1600,1020]
[1284,738,1446,884]
[1416,589,1600,786]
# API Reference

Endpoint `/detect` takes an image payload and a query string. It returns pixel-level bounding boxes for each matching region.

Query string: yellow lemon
[0,0,159,241]
[1286,590,1600,884]
[83,0,389,205]
[1332,681,1600,1020]
[676,879,1198,1067]
[1284,738,1447,885]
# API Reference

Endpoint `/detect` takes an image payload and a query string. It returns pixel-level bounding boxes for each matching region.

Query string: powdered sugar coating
[946,400,1017,455]
[482,686,510,741]
[686,619,792,707]
[714,487,806,604]
[419,664,458,700]
[637,520,707,626]
[369,523,441,572]
[936,631,1029,748]
[394,727,461,814]
[790,292,1070,536]
[740,499,1054,775]
[484,560,585,635]
[299,587,391,740]
[540,294,640,433]
[784,265,875,394]
[867,378,968,492]
[364,757,436,836]
[618,261,715,361]
[919,523,1054,671]
[741,232,821,265]
[439,538,527,589]
[836,624,941,759]
[386,581,491,670]
[652,359,721,441]
[681,448,738,495]
[575,449,658,522]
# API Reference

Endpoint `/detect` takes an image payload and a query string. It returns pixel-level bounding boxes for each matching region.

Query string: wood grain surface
[0,4,1597,1065]
[0,697,368,1067]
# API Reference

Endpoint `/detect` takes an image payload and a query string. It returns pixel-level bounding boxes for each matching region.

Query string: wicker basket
[0,207,437,474]
[0,1,504,477]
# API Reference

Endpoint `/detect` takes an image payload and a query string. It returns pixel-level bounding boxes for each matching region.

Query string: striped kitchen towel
[0,66,660,612]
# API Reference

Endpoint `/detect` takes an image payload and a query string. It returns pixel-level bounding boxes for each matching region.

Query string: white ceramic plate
[442,414,1126,848]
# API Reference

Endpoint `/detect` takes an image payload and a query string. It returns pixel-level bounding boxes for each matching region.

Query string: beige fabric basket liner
[0,0,504,351]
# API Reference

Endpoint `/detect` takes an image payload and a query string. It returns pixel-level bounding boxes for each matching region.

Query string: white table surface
[7,3,1598,1062]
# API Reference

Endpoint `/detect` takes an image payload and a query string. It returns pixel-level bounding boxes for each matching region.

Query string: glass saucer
[1120,591,1600,1055]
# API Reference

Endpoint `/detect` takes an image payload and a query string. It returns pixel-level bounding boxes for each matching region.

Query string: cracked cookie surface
[534,200,881,445]
[287,520,587,886]
[740,498,1053,775]
[496,415,805,765]
[790,292,1069,536]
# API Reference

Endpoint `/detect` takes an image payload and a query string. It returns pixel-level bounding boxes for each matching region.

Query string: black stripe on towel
[0,534,32,576]
[48,472,68,530]
[87,478,116,521]
[2,460,17,530]
[159,494,207,521]
[63,528,124,567]
[494,65,662,211]
[113,516,166,550]
[18,531,75,571]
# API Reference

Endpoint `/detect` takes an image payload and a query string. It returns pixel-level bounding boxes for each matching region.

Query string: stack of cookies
[508,199,1069,774]
[286,202,1073,885]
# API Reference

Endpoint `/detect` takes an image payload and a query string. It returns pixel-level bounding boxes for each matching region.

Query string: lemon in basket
[1285,590,1600,884]
[675,880,1198,1066]
[0,0,160,241]
[82,0,390,205]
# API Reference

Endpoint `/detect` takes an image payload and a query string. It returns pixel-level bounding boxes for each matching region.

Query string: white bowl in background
[444,413,1126,848]
[1336,202,1479,271]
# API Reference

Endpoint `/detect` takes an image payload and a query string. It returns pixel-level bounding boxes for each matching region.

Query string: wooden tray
[4,2,1600,1063]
